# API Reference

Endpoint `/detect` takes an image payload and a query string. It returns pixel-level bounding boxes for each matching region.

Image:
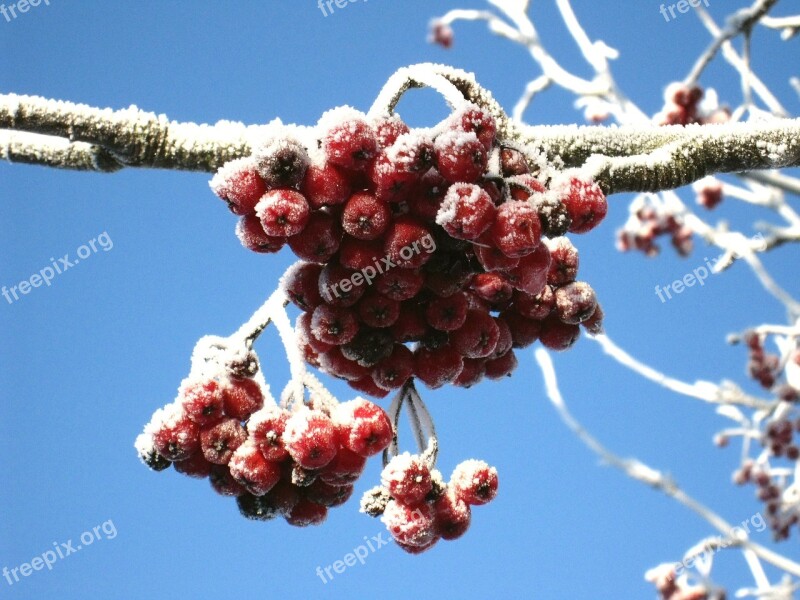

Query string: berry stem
[382,380,439,467]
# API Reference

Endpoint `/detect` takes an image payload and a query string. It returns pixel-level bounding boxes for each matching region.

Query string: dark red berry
[236,214,285,254]
[257,189,311,237]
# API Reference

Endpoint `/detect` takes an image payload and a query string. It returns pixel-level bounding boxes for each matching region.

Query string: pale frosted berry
[254,138,309,188]
[491,200,542,258]
[181,381,225,427]
[336,398,393,457]
[370,155,419,203]
[221,377,264,421]
[256,189,310,237]
[319,448,367,486]
[153,408,201,462]
[546,237,580,285]
[500,148,530,177]
[210,157,267,215]
[342,192,391,240]
[200,418,247,465]
[283,408,339,469]
[228,443,281,496]
[450,459,498,505]
[286,498,328,527]
[287,210,342,263]
[414,344,464,388]
[559,178,607,234]
[284,262,324,311]
[373,114,410,148]
[386,132,435,174]
[436,183,496,240]
[513,287,554,320]
[434,490,471,540]
[451,309,500,359]
[311,304,359,346]
[554,281,598,325]
[322,113,378,172]
[381,500,437,547]
[301,163,352,208]
[236,214,285,254]
[248,406,290,462]
[434,131,487,183]
[539,316,580,351]
[382,453,433,505]
[452,104,496,151]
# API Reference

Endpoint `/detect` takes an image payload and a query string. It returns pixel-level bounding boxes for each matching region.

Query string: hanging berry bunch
[209,79,607,399]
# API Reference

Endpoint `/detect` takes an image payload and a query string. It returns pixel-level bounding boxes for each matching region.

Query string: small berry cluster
[732,458,799,541]
[360,454,498,554]
[136,340,393,526]
[616,200,693,257]
[743,331,782,390]
[646,563,724,600]
[653,83,730,126]
[211,104,607,398]
[692,176,724,211]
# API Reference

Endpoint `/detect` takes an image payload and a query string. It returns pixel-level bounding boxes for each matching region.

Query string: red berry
[434,490,471,540]
[436,183,496,240]
[554,281,598,324]
[303,480,355,507]
[386,133,435,174]
[451,310,500,359]
[372,344,414,390]
[506,243,551,296]
[581,303,604,335]
[310,304,359,346]
[373,114,411,149]
[297,311,334,355]
[228,443,281,496]
[376,269,425,301]
[236,214,285,254]
[507,174,545,200]
[342,192,391,240]
[248,405,290,462]
[546,237,580,286]
[210,157,267,215]
[471,272,513,304]
[499,311,541,348]
[484,350,518,379]
[321,112,378,172]
[450,460,498,505]
[319,447,367,486]
[181,380,225,427]
[414,344,464,388]
[429,19,454,49]
[453,358,486,388]
[336,398,393,457]
[451,104,496,151]
[491,316,513,358]
[500,148,530,177]
[319,347,369,381]
[390,303,429,342]
[339,237,384,272]
[283,262,324,312]
[381,453,433,505]
[491,200,542,258]
[173,452,213,479]
[348,375,391,398]
[381,500,437,547]
[209,464,246,497]
[513,287,555,320]
[301,162,352,208]
[285,498,328,527]
[152,407,201,462]
[318,263,366,307]
[200,418,247,465]
[257,189,311,237]
[370,155,419,203]
[221,377,264,421]
[434,131,488,184]
[287,210,342,263]
[254,138,309,188]
[384,218,435,269]
[283,408,339,469]
[426,292,469,331]
[473,237,520,271]
[539,316,580,351]
[409,169,449,222]
[559,178,607,233]
[357,291,400,328]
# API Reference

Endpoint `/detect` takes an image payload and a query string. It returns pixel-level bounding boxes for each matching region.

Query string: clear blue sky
[1,2,798,599]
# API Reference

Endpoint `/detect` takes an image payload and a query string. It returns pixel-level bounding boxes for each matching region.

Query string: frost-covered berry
[256,189,311,237]
[554,281,598,325]
[342,192,391,240]
[693,176,723,210]
[348,375,391,399]
[559,177,608,234]
[152,406,201,462]
[409,168,449,222]
[500,148,530,177]
[376,269,425,301]
[384,218,435,269]
[499,311,541,348]
[546,237,580,286]
[321,110,378,172]
[381,500,437,547]
[304,480,355,508]
[453,358,486,388]
[221,377,264,421]
[319,448,367,486]
[414,345,464,388]
[357,292,400,328]
[450,460,498,505]
[370,154,419,204]
[336,398,393,457]
[491,200,542,258]
[283,262,324,312]
[470,272,513,304]
[200,418,247,465]
[386,132,435,174]
[248,405,290,462]
[287,210,342,263]
[474,238,520,272]
[301,162,352,208]
[318,263,366,307]
[506,243,551,296]
[285,498,328,527]
[311,304,359,346]
[135,433,172,471]
[283,408,339,469]
[382,452,433,505]
[539,316,580,351]
[513,287,555,321]
[581,303,604,335]
[339,237,384,272]
[451,309,500,359]
[319,347,369,381]
[434,490,471,540]
[210,157,267,215]
[372,344,414,390]
[484,350,518,379]
[236,214,285,254]
[254,138,309,188]
[451,104,496,151]
[228,443,282,496]
[237,492,281,521]
[434,130,488,184]
[373,114,411,149]
[436,183,496,240]
[181,380,225,427]
[425,292,469,331]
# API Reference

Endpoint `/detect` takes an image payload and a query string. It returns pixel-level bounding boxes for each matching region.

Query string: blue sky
[1,1,799,599]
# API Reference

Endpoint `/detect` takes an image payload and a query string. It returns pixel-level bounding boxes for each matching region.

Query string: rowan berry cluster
[135,338,394,526]
[742,331,783,390]
[360,453,498,554]
[211,103,607,399]
[654,83,730,126]
[693,176,724,210]
[646,563,723,600]
[617,199,693,257]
